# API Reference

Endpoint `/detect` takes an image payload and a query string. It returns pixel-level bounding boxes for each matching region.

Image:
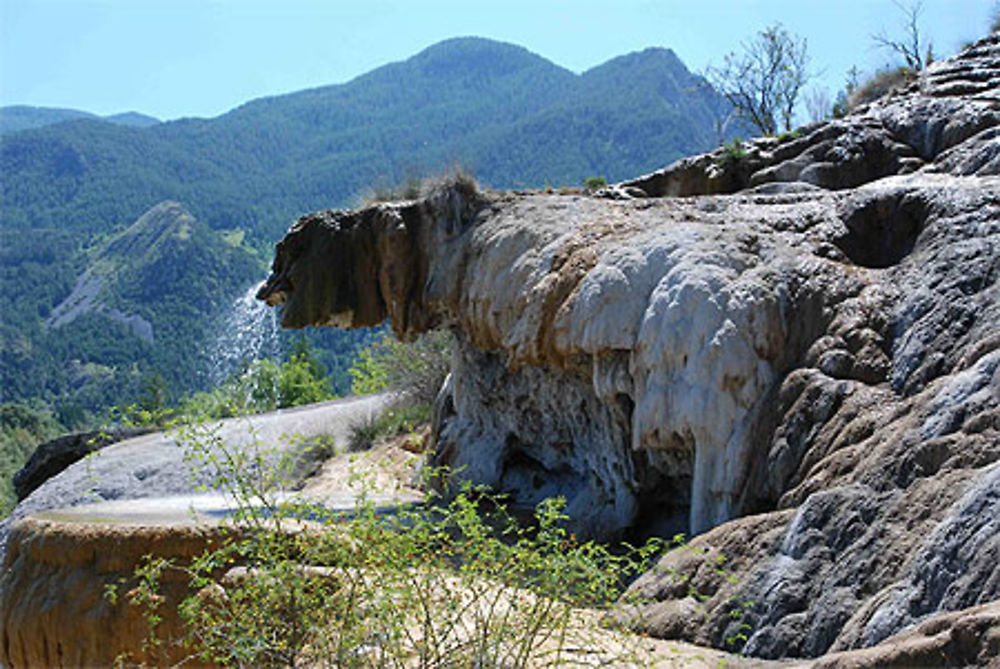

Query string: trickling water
[208,282,281,384]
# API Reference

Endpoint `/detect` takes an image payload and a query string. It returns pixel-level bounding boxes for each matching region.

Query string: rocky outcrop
[258,34,1000,660]
[620,36,999,199]
[12,426,152,501]
[0,395,400,666]
[812,599,1000,667]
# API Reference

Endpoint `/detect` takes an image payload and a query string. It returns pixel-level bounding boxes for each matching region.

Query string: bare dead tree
[683,77,741,145]
[707,23,810,136]
[803,86,832,123]
[873,0,932,71]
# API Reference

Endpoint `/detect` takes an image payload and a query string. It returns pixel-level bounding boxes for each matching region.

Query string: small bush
[363,176,423,204]
[349,330,453,405]
[287,435,338,485]
[417,166,479,201]
[715,137,747,168]
[360,167,479,206]
[348,403,431,452]
[179,353,333,421]
[582,176,607,191]
[347,415,382,453]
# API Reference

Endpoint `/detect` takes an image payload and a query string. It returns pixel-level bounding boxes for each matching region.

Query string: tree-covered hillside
[1,38,730,244]
[2,202,261,415]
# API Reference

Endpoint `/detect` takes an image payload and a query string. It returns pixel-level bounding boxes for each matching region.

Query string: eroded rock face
[812,599,1000,668]
[0,512,224,667]
[259,34,1000,658]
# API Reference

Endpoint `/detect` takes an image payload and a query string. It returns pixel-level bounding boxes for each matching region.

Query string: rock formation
[258,33,1000,660]
[0,395,396,666]
[12,426,152,502]
[0,395,390,560]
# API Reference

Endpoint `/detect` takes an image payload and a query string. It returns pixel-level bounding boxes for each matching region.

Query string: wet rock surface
[0,395,391,560]
[256,35,1000,660]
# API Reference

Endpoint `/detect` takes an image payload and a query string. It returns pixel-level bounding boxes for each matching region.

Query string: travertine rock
[0,510,225,667]
[812,599,1000,668]
[12,426,151,501]
[258,33,1000,660]
[0,395,391,561]
[0,432,430,668]
[622,36,1000,198]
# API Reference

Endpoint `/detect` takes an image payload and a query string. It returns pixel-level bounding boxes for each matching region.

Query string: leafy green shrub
[715,138,747,168]
[582,176,608,191]
[120,426,667,667]
[776,128,802,142]
[349,330,453,405]
[278,353,334,408]
[179,352,333,421]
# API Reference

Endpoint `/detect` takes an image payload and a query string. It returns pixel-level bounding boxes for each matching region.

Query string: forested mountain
[1,202,261,418]
[0,105,160,135]
[1,38,729,242]
[0,37,733,422]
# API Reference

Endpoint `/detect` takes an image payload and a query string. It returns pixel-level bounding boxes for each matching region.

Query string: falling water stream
[207,282,281,385]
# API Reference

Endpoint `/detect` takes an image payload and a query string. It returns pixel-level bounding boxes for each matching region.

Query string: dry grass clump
[359,166,479,206]
[848,66,917,109]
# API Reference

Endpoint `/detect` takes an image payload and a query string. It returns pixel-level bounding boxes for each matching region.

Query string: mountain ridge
[0,105,160,135]
[1,37,731,238]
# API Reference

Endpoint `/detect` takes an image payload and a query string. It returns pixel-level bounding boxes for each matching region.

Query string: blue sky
[1,0,995,121]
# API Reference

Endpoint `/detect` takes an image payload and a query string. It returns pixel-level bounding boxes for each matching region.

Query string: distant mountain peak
[104,111,160,128]
[584,46,689,76]
[413,36,538,57]
[407,36,567,78]
[1,35,732,413]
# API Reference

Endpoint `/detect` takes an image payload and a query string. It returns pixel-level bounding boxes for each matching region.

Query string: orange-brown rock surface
[0,505,225,667]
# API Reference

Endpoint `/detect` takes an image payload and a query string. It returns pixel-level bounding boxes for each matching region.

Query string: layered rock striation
[258,35,1000,659]
[1,505,229,667]
[0,395,396,666]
